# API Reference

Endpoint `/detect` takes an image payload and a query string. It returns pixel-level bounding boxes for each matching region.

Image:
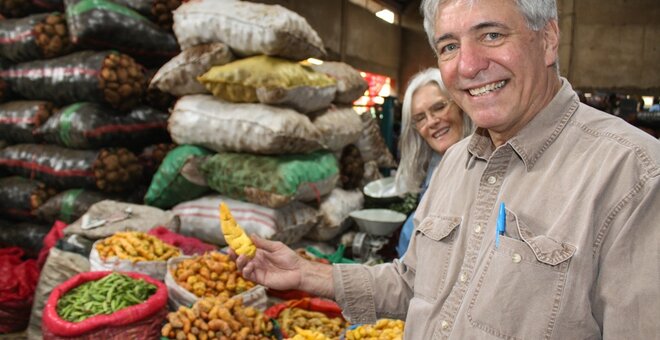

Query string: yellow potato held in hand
[219,202,257,258]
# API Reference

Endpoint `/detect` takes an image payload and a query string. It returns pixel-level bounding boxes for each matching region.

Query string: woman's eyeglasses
[412,99,453,129]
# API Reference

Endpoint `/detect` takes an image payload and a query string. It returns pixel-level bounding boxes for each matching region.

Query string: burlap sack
[173,0,326,60]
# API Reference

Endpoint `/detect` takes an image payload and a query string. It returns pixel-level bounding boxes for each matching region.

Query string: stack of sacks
[142,0,370,246]
[0,3,186,338]
[0,0,185,228]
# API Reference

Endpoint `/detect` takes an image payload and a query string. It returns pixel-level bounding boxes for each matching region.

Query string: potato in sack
[89,231,181,281]
[165,251,267,311]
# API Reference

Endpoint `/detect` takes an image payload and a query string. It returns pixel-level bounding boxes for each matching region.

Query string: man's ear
[543,20,560,67]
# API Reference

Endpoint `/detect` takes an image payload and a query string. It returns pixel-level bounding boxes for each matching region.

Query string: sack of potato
[0,100,54,144]
[0,144,143,192]
[89,231,181,281]
[0,51,146,111]
[165,251,267,311]
[265,297,348,340]
[161,295,277,340]
[0,12,72,63]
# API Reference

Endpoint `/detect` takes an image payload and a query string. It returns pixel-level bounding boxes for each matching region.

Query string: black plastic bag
[0,144,143,192]
[36,102,170,149]
[0,0,63,18]
[0,13,72,63]
[35,188,108,223]
[0,50,146,111]
[110,0,181,31]
[138,142,175,180]
[0,100,53,143]
[0,57,13,102]
[0,176,57,221]
[0,218,51,258]
[65,0,179,66]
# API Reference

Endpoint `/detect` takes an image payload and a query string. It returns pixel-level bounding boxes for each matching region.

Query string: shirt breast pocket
[467,213,576,340]
[412,215,461,302]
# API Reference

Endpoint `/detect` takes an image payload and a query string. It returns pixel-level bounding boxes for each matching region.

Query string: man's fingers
[251,234,284,252]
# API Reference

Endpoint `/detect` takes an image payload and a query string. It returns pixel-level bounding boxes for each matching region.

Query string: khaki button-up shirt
[334,79,660,339]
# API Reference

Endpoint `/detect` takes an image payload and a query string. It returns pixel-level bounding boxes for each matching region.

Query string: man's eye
[439,43,458,54]
[484,32,501,41]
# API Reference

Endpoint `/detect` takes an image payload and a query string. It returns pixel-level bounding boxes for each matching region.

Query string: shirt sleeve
[333,259,414,324]
[592,174,660,338]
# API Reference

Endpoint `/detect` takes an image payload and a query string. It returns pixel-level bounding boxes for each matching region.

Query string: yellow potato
[219,203,256,258]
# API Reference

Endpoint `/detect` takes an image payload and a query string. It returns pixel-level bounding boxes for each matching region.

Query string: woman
[394,68,473,257]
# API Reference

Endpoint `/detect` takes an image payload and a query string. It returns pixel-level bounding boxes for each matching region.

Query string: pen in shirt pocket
[496,202,506,248]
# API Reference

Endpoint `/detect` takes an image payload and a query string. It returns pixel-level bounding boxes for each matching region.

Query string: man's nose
[457,41,488,79]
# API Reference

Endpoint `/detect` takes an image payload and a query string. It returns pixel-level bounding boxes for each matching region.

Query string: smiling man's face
[434,0,560,145]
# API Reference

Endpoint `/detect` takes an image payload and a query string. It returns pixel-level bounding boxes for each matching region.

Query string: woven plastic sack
[0,50,146,111]
[42,271,167,339]
[64,0,179,66]
[312,106,363,151]
[144,144,212,209]
[0,219,52,258]
[355,112,397,168]
[0,175,56,221]
[0,13,72,63]
[173,0,325,60]
[265,297,346,339]
[27,247,90,340]
[171,194,319,246]
[150,42,234,97]
[0,100,54,144]
[199,55,336,113]
[164,254,267,311]
[35,103,170,150]
[202,151,339,209]
[169,95,324,155]
[0,0,63,18]
[0,247,40,334]
[305,188,364,242]
[35,189,114,224]
[310,61,368,104]
[88,239,175,281]
[63,200,179,240]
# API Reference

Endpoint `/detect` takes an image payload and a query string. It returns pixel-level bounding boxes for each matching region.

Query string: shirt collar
[467,78,580,171]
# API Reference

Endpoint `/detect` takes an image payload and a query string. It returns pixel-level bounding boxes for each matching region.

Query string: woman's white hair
[394,68,473,194]
[421,0,558,53]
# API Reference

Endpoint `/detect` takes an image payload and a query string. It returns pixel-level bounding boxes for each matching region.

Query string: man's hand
[232,235,335,299]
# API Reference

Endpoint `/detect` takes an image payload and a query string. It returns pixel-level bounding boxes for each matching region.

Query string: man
[235,0,660,338]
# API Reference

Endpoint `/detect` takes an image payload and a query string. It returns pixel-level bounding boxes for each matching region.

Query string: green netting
[144,145,212,209]
[202,151,338,201]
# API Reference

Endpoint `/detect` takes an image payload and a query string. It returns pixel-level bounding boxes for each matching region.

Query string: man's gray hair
[421,0,558,52]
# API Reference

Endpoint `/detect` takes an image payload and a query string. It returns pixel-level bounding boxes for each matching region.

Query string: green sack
[144,145,212,208]
[202,151,339,209]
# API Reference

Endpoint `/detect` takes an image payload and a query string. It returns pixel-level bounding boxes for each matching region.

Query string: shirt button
[487,176,497,184]
[460,273,468,283]
[512,253,522,263]
[441,320,450,330]
[474,224,482,233]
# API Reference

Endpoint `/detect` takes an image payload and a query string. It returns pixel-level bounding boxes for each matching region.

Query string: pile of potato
[34,13,71,58]
[171,252,255,298]
[278,307,347,340]
[95,231,180,262]
[162,296,275,340]
[344,319,404,340]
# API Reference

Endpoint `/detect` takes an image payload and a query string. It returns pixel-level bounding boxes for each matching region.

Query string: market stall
[0,1,408,339]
